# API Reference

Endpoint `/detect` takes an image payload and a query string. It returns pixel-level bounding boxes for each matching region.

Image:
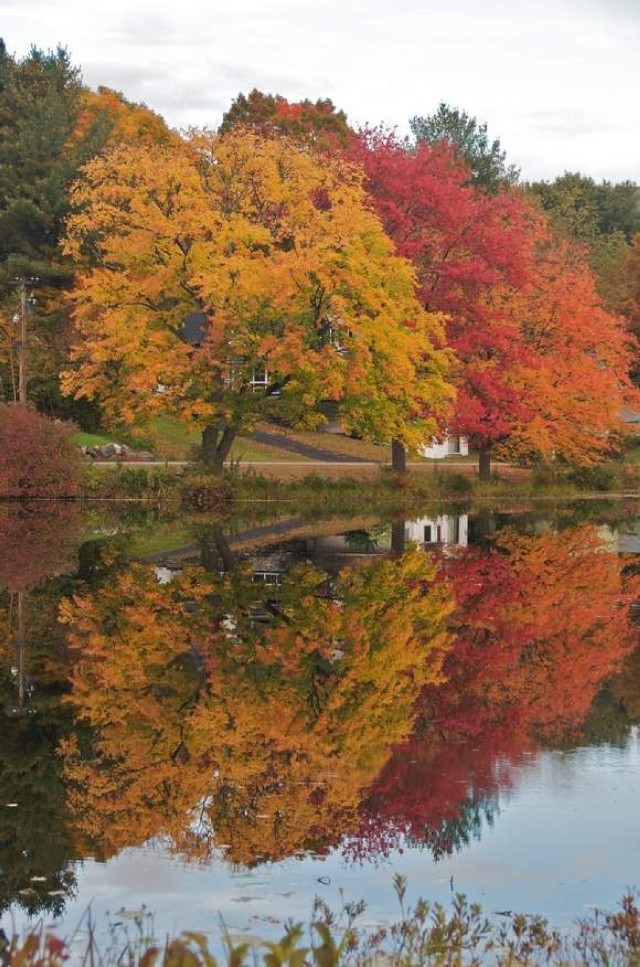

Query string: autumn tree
[350,130,635,477]
[74,85,176,150]
[349,129,543,477]
[219,88,350,149]
[610,234,640,347]
[351,522,640,862]
[63,129,452,470]
[493,242,635,465]
[526,172,640,332]
[351,730,511,864]
[433,524,639,742]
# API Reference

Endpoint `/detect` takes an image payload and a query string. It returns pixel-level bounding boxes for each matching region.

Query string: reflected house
[405,515,468,548]
[250,547,298,585]
[592,522,640,555]
[614,522,640,555]
[419,435,468,459]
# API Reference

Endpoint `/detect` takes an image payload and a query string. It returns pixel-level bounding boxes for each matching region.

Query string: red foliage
[349,526,639,859]
[349,726,525,862]
[0,405,85,498]
[347,129,543,450]
[435,526,638,741]
[0,503,84,591]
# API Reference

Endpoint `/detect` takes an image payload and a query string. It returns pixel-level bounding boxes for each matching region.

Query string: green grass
[127,523,196,557]
[129,417,307,462]
[72,429,118,447]
[624,443,640,464]
[74,417,480,467]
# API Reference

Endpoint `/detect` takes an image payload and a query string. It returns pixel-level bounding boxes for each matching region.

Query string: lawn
[74,416,481,467]
[72,429,119,447]
[74,418,309,462]
[140,416,310,462]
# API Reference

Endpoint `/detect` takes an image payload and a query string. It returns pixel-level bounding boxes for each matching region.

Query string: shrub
[532,462,568,488]
[180,473,233,509]
[0,503,84,590]
[3,886,640,966]
[439,472,474,495]
[0,405,85,498]
[568,463,618,493]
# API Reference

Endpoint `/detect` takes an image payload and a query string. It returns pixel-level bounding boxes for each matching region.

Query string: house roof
[183,311,208,345]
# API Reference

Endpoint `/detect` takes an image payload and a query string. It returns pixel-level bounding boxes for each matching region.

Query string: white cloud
[0,0,638,180]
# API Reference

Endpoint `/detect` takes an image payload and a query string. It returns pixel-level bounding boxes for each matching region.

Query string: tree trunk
[200,525,235,573]
[391,438,407,474]
[474,508,496,543]
[478,446,491,482]
[202,424,236,473]
[391,520,406,555]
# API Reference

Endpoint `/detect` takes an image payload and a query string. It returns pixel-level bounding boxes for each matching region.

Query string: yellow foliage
[63,130,453,447]
[60,548,453,863]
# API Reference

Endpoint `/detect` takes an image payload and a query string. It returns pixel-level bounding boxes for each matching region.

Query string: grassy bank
[75,458,640,513]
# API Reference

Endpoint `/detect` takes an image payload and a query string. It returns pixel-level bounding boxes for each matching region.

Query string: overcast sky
[1,0,638,182]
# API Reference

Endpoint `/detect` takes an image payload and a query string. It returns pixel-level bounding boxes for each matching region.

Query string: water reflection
[60,545,453,866]
[351,523,640,864]
[0,504,84,916]
[0,506,639,926]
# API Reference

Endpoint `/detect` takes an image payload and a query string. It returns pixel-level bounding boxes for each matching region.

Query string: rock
[80,441,155,461]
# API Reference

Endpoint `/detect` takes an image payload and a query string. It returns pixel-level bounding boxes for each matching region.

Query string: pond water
[1,500,640,955]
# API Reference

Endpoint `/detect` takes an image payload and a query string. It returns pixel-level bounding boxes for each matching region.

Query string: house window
[448,436,461,454]
[423,525,432,543]
[250,368,269,392]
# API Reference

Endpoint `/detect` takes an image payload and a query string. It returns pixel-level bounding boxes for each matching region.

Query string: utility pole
[12,276,38,405]
[17,591,25,710]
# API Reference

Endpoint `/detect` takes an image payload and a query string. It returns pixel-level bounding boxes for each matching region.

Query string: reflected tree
[60,546,454,865]
[353,523,639,861]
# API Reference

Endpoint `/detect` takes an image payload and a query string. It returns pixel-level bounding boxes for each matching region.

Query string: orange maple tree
[62,129,452,469]
[493,242,636,464]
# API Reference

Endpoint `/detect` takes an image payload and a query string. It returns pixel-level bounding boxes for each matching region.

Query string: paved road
[251,430,372,463]
[93,459,481,468]
[141,515,311,563]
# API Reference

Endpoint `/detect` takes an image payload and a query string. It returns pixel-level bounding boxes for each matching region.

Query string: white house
[419,435,468,459]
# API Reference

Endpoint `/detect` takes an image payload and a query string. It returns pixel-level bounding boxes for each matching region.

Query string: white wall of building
[419,436,469,459]
[405,515,468,547]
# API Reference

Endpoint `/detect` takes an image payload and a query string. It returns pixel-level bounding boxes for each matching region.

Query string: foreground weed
[3,886,640,965]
